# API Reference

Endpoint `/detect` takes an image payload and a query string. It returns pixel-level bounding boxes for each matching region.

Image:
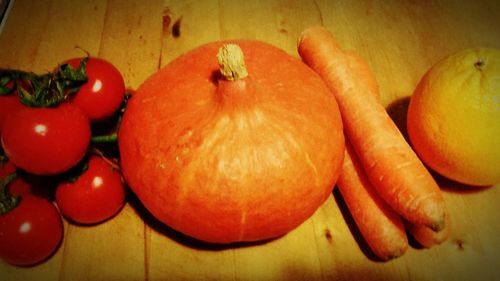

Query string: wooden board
[1,0,499,280]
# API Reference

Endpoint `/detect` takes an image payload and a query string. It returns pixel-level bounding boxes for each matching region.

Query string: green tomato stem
[0,173,20,215]
[91,133,118,144]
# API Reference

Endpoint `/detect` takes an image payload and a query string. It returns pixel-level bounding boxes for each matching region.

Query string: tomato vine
[0,57,88,107]
[0,172,19,214]
[0,54,129,266]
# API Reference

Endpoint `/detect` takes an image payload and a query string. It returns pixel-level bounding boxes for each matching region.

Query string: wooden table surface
[1,0,499,280]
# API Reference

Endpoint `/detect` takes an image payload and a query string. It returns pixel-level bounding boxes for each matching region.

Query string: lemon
[407,48,500,186]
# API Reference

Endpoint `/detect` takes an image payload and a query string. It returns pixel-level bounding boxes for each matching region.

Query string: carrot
[298,26,447,231]
[336,53,408,260]
[339,42,448,254]
[407,213,451,248]
[338,142,408,260]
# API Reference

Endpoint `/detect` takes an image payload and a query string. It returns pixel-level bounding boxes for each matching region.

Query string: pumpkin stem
[217,44,248,81]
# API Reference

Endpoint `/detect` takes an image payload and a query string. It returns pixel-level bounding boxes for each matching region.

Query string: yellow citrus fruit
[407,48,500,186]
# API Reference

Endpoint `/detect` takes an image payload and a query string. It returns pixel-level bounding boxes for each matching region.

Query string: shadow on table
[126,189,278,251]
[332,188,386,262]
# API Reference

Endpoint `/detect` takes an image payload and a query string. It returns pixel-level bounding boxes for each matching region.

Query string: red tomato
[0,95,24,137]
[55,156,125,224]
[1,103,91,175]
[65,57,125,121]
[0,196,63,266]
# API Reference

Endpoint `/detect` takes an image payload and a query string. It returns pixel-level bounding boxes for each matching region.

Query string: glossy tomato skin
[65,57,125,121]
[0,196,63,266]
[0,95,24,137]
[1,103,91,175]
[55,156,125,225]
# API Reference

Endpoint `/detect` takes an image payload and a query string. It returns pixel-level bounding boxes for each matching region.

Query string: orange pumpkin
[118,40,344,243]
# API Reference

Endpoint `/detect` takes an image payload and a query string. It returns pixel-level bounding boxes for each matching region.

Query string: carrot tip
[388,251,405,260]
[379,247,407,261]
[428,217,445,232]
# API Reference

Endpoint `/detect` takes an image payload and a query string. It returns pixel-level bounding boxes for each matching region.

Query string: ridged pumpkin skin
[118,40,344,243]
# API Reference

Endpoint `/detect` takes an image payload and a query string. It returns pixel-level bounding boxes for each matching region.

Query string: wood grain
[1,0,499,280]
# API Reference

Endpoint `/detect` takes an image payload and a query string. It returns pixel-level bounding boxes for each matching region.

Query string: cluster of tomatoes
[0,57,129,266]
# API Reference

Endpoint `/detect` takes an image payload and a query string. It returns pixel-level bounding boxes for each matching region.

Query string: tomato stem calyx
[0,56,89,107]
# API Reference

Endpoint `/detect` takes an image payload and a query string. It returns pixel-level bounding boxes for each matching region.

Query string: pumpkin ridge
[303,150,320,187]
[264,114,323,191]
[238,206,248,241]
